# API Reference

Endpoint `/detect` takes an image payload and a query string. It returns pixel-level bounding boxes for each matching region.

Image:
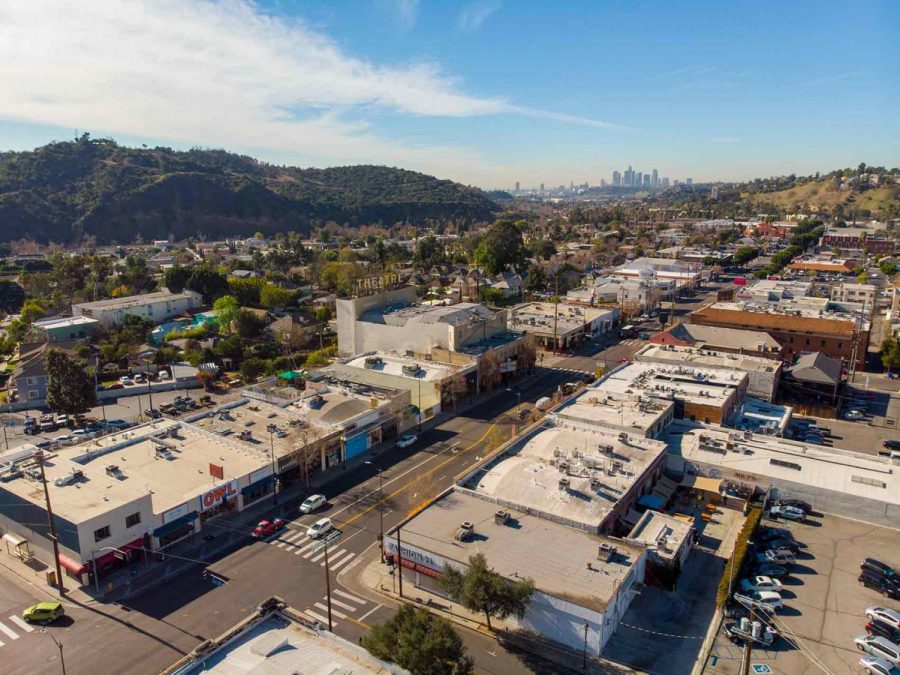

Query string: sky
[0,0,898,189]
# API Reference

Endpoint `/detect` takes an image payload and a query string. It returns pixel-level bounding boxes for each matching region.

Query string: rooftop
[594,361,746,407]
[73,290,199,311]
[343,353,458,382]
[399,489,643,611]
[661,324,782,352]
[732,398,793,436]
[466,421,667,529]
[634,344,780,375]
[665,421,900,507]
[554,386,674,436]
[360,301,493,327]
[508,302,612,335]
[626,510,693,562]
[696,299,869,331]
[33,316,100,330]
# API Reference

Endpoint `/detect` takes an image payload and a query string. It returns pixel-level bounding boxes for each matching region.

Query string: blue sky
[0,0,897,188]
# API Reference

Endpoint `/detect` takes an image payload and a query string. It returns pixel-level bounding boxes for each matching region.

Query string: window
[821,340,826,347]
[838,342,843,349]
[805,338,810,346]
[94,525,111,542]
[125,512,141,528]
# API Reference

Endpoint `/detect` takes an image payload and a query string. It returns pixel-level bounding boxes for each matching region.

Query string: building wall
[73,292,202,328]
[336,287,418,355]
[76,494,155,565]
[681,400,730,425]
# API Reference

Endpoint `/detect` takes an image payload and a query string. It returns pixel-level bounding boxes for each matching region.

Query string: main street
[1,363,588,674]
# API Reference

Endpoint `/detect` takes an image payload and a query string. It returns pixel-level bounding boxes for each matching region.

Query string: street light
[506,388,522,434]
[266,424,279,506]
[40,629,66,675]
[364,460,385,557]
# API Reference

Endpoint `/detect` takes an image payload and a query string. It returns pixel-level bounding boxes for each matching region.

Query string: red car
[252,518,285,538]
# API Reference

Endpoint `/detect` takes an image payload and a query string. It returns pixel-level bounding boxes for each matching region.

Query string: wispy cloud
[0,0,618,184]
[662,65,716,78]
[710,136,740,144]
[507,106,624,130]
[804,70,864,86]
[391,0,419,30]
[458,0,502,32]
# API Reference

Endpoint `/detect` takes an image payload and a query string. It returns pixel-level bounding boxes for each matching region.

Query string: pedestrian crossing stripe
[310,550,327,563]
[314,602,347,619]
[303,608,333,627]
[334,589,365,604]
[325,551,356,570]
[8,616,33,633]
[328,597,357,612]
[0,621,19,640]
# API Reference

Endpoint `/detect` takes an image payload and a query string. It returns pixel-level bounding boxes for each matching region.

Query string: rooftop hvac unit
[598,542,617,562]
[53,469,83,487]
[363,356,383,369]
[558,477,571,491]
[402,364,422,376]
[618,432,628,442]
[558,460,569,473]
[105,465,120,477]
[155,447,174,460]
[454,521,474,542]
[590,476,602,490]
[494,510,510,525]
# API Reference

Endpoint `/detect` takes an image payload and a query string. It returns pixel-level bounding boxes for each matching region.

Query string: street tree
[449,374,469,411]
[881,338,900,374]
[213,295,240,331]
[438,553,534,631]
[361,604,474,675]
[478,349,501,392]
[45,349,97,414]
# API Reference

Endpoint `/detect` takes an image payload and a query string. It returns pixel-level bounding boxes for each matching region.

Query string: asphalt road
[1,365,584,675]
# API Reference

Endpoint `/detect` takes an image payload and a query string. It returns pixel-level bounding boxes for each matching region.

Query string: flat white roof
[73,290,198,311]
[627,510,693,561]
[595,361,746,407]
[344,353,455,381]
[467,422,666,528]
[555,387,673,435]
[34,316,100,330]
[665,422,900,507]
[634,344,780,375]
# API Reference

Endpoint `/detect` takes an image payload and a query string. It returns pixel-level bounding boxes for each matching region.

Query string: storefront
[93,536,146,577]
[198,480,239,525]
[154,505,200,549]
[58,552,89,584]
[241,468,275,507]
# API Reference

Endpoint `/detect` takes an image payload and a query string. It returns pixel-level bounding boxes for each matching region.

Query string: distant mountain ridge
[0,137,499,243]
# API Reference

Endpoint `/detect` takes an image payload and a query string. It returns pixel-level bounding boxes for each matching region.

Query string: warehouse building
[386,488,647,656]
[508,302,619,352]
[553,385,675,438]
[32,316,100,343]
[649,323,783,360]
[73,290,203,328]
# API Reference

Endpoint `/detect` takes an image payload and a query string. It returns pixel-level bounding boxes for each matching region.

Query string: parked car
[770,504,806,521]
[757,526,793,543]
[157,370,170,380]
[105,383,124,391]
[252,518,285,539]
[752,563,789,579]
[861,571,900,599]
[71,429,94,441]
[755,549,795,565]
[868,608,900,631]
[33,440,53,450]
[732,590,783,613]
[774,499,812,513]
[855,635,900,666]
[23,419,38,434]
[844,410,867,421]
[868,620,900,642]
[862,559,898,581]
[299,494,327,514]
[882,440,900,450]
[859,656,900,675]
[738,576,784,593]
[395,434,417,449]
[144,409,162,419]
[307,517,333,539]
[759,538,800,553]
[104,419,131,430]
[133,373,146,384]
[22,602,65,624]
[53,434,75,446]
[118,376,133,386]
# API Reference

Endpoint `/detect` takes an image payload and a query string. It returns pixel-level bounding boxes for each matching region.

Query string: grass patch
[716,507,762,607]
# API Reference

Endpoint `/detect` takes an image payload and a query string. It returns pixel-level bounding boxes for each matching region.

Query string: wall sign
[162,503,190,524]
[199,479,238,511]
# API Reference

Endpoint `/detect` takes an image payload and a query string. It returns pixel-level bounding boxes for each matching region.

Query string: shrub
[715,507,762,607]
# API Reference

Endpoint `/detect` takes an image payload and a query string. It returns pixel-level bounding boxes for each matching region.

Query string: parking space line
[314,602,347,619]
[8,616,33,633]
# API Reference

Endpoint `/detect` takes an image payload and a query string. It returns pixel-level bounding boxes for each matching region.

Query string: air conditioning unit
[494,510,510,525]
[558,477,571,491]
[454,521,474,542]
[598,542,617,562]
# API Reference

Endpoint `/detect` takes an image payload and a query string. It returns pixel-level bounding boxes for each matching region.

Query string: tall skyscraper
[662,177,670,187]
[686,177,693,186]
[540,182,545,192]
[624,165,634,187]
[612,170,621,186]
[635,171,642,187]
[651,169,658,188]
[514,181,520,193]
[642,174,651,187]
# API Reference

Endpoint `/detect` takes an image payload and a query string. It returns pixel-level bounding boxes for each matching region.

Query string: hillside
[0,137,499,243]
[741,175,899,217]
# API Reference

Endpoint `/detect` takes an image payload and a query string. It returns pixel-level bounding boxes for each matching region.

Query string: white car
[860,656,900,675]
[844,410,867,421]
[732,590,783,612]
[770,504,805,521]
[395,434,417,448]
[118,376,133,386]
[306,517,333,539]
[755,549,795,566]
[868,607,900,631]
[299,494,326,514]
[133,373,146,384]
[738,576,784,594]
[855,635,900,666]
[157,370,170,380]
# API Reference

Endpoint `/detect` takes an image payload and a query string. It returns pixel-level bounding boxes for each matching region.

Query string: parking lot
[706,513,900,674]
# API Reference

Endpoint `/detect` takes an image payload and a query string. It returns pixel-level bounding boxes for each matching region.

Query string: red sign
[200,480,237,511]
[209,463,224,480]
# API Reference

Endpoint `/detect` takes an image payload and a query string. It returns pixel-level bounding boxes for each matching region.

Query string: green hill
[0,137,499,243]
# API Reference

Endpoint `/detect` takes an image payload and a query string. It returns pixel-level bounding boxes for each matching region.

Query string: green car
[22,602,65,623]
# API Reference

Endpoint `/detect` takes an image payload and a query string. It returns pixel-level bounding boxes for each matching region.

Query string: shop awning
[58,553,88,576]
[153,511,198,537]
[241,475,276,495]
[277,370,302,380]
[679,475,723,494]
[637,494,666,510]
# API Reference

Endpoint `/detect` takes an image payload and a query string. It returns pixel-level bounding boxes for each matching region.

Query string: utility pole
[267,425,278,506]
[144,358,153,413]
[365,461,384,557]
[323,540,333,632]
[739,606,755,675]
[396,526,404,598]
[35,452,65,595]
[552,273,559,354]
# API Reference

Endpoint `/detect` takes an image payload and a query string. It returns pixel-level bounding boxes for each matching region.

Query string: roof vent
[454,521,474,542]
[558,477,571,491]
[494,510,510,525]
[598,542,617,562]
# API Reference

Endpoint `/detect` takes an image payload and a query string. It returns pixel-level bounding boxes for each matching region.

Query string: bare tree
[449,375,469,411]
[479,349,501,392]
[288,425,325,489]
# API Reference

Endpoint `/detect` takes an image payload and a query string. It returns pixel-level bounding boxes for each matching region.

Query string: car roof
[35,602,61,610]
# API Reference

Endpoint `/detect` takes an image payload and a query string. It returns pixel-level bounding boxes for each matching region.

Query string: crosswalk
[620,339,644,346]
[301,588,374,629]
[0,615,34,648]
[546,366,591,376]
[269,528,357,572]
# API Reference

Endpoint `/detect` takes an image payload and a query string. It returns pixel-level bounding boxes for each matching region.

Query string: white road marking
[0,621,18,640]
[8,616,33,633]
[303,609,334,626]
[0,638,4,647]
[327,552,356,571]
[334,589,365,604]
[328,597,357,612]
[358,603,383,622]
[310,550,327,563]
[314,602,347,619]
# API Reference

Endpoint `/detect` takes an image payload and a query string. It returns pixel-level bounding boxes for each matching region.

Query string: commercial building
[72,290,203,328]
[463,418,668,533]
[820,227,895,255]
[691,287,870,369]
[830,282,877,306]
[328,352,476,423]
[649,323,783,359]
[611,257,704,290]
[32,316,100,343]
[508,302,619,352]
[553,386,675,438]
[566,276,669,315]
[592,361,748,425]
[633,343,782,402]
[625,510,693,569]
[786,257,856,275]
[386,488,647,656]
[163,597,406,675]
[664,421,900,528]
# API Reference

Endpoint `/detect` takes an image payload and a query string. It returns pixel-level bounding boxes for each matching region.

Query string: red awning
[120,537,145,554]
[57,553,87,576]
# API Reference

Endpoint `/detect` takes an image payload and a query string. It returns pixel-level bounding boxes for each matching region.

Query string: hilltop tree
[439,553,534,631]
[361,605,473,675]
[45,349,97,414]
[186,267,229,302]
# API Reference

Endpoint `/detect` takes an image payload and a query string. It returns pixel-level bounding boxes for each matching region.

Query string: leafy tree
[228,277,263,305]
[415,235,445,270]
[439,553,534,631]
[361,605,473,675]
[474,221,526,275]
[212,295,240,331]
[259,283,294,310]
[524,263,546,292]
[527,238,557,261]
[119,255,155,294]
[45,349,97,414]
[449,374,469,411]
[0,280,25,314]
[732,246,759,265]
[163,265,192,293]
[19,299,44,324]
[879,261,897,276]
[187,267,229,302]
[234,309,266,339]
[478,349,502,392]
[857,272,869,284]
[314,307,332,322]
[239,356,269,383]
[881,338,900,373]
